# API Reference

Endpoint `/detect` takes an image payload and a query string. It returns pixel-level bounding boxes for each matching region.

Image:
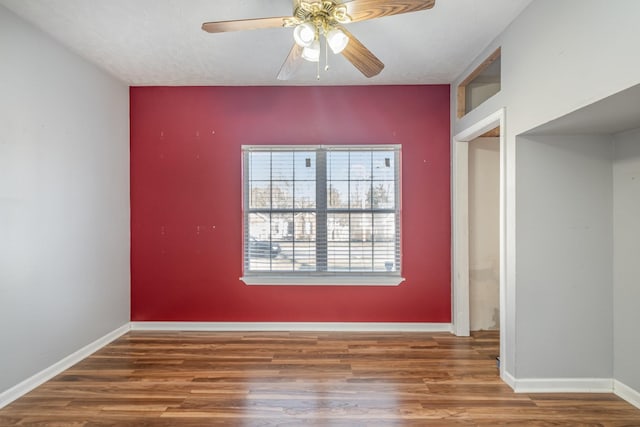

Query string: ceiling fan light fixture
[293,22,315,47]
[202,0,430,80]
[326,27,349,54]
[301,40,320,62]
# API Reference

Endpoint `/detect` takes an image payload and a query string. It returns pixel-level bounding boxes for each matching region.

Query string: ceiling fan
[202,0,436,80]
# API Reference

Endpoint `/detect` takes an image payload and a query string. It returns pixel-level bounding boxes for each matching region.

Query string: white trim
[512,377,613,393]
[242,144,401,152]
[3,321,639,411]
[130,321,453,333]
[0,323,130,410]
[498,109,508,381]
[502,369,517,390]
[241,275,405,286]
[451,108,507,384]
[451,138,469,336]
[614,380,640,409]
[454,110,505,142]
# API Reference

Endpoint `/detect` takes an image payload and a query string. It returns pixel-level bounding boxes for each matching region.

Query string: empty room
[1,0,639,424]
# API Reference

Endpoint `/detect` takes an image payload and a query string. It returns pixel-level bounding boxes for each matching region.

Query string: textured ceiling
[0,0,533,86]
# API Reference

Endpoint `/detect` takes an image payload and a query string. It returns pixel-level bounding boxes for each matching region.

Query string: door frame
[452,108,506,378]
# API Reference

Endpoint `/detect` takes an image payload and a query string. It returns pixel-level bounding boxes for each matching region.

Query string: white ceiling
[0,0,533,86]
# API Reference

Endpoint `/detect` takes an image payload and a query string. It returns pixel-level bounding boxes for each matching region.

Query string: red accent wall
[130,86,450,322]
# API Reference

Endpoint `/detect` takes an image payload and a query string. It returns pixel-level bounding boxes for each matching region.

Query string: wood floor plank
[1,331,639,425]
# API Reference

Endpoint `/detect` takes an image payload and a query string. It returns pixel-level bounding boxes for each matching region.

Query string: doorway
[468,135,500,331]
[452,109,506,377]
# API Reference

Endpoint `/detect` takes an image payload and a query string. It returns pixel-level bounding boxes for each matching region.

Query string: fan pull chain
[325,36,330,71]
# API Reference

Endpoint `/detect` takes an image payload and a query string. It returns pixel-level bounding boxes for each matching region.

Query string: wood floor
[1,331,639,426]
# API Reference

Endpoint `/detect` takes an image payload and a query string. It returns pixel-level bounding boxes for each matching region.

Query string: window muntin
[242,145,401,283]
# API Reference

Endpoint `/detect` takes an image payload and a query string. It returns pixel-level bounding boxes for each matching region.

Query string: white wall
[466,82,501,114]
[0,6,130,395]
[452,0,640,381]
[613,128,640,392]
[468,137,500,331]
[516,134,613,379]
[455,0,640,137]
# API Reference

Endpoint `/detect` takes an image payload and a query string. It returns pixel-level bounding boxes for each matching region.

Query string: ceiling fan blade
[202,17,292,33]
[277,44,304,81]
[340,0,435,23]
[339,27,384,78]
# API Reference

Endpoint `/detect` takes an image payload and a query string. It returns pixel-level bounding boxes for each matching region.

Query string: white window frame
[240,144,404,286]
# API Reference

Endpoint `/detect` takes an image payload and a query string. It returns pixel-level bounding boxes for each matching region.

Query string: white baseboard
[501,369,517,390]
[0,323,130,410]
[1,321,448,410]
[614,380,640,410]
[511,377,613,393]
[506,376,640,409]
[130,321,453,333]
[5,322,638,413]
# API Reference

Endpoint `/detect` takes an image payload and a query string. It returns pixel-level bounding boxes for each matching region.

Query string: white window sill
[240,275,405,286]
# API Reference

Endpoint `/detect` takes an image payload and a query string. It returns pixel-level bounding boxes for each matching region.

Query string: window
[241,145,403,285]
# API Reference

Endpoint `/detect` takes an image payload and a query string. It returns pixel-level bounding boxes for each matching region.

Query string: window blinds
[243,145,401,277]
